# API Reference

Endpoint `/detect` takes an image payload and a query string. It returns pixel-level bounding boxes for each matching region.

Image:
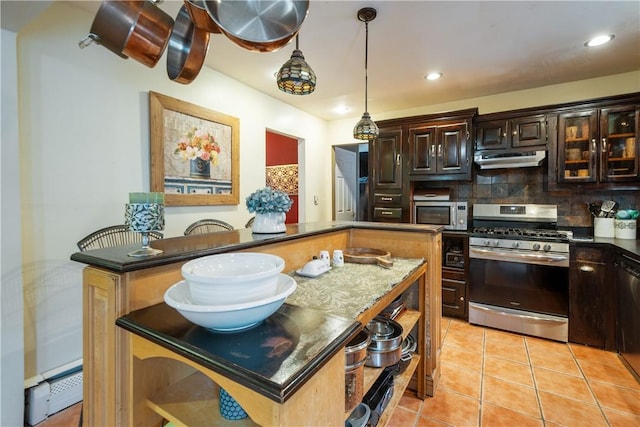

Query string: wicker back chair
[77,225,163,251]
[183,219,234,235]
[245,217,255,228]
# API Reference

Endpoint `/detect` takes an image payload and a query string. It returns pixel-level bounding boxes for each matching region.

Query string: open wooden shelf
[146,371,259,427]
[362,309,420,392]
[344,308,421,424]
[146,308,422,426]
[565,159,588,164]
[376,356,420,427]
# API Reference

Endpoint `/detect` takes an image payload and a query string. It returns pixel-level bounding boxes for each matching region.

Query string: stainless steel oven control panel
[469,237,569,253]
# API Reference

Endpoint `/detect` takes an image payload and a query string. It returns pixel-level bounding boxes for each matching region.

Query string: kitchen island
[71,221,442,426]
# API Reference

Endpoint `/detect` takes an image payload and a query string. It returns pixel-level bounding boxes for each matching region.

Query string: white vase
[252,212,286,234]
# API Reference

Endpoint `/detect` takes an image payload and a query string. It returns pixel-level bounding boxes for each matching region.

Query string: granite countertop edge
[70,221,442,272]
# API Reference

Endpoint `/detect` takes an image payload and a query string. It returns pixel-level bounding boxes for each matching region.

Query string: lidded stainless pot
[365,316,403,368]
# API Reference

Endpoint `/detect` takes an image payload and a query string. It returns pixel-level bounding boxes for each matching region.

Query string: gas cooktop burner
[472,227,571,241]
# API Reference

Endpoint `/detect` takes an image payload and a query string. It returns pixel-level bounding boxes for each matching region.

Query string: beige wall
[328,71,640,144]
[14,1,330,382]
[2,26,25,427]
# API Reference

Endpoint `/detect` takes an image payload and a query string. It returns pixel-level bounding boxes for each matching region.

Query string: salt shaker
[332,249,344,267]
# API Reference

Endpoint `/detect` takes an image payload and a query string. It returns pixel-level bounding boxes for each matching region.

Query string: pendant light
[276,34,316,95]
[353,7,379,140]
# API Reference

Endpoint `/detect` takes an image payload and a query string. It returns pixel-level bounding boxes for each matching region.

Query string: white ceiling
[38,1,640,120]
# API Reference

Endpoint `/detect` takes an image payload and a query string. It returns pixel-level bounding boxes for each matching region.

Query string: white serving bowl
[164,274,296,332]
[181,252,285,305]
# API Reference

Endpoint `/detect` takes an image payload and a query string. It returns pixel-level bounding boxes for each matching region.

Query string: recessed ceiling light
[333,105,352,115]
[585,34,615,47]
[425,72,443,81]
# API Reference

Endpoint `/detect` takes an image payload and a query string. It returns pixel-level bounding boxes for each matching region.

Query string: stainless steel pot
[79,0,173,68]
[345,329,371,367]
[365,345,402,368]
[366,317,403,351]
[365,316,403,368]
[367,319,393,338]
[167,5,210,84]
[183,0,221,33]
[202,0,309,52]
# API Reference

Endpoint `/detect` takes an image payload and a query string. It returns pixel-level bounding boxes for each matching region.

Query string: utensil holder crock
[594,217,615,238]
[614,219,637,240]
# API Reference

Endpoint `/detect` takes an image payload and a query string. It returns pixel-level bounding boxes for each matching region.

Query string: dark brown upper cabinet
[475,114,547,151]
[409,121,471,178]
[371,126,404,191]
[369,125,409,222]
[556,104,639,186]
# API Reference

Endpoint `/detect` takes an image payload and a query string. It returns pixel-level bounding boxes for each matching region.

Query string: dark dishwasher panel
[616,253,640,379]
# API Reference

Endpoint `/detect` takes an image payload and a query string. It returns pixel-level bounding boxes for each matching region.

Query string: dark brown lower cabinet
[442,268,467,319]
[568,245,615,350]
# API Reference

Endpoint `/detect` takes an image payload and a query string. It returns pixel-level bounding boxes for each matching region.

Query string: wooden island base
[73,222,442,426]
[130,335,345,426]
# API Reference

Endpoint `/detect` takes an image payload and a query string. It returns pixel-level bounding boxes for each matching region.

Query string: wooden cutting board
[343,248,394,268]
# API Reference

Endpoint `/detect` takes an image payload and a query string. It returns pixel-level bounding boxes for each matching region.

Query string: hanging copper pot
[79,0,174,68]
[167,5,211,84]
[183,0,221,33]
[202,0,309,52]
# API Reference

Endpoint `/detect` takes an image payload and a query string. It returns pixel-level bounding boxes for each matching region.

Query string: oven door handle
[470,247,568,263]
[469,302,568,324]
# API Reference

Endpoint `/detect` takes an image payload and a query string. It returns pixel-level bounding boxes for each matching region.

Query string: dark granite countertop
[117,302,360,403]
[572,236,640,259]
[71,221,441,273]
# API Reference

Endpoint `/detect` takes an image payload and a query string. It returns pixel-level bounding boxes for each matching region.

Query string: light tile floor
[39,317,640,427]
[388,317,640,427]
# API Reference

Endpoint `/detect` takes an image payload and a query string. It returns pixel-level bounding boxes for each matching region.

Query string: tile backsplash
[413,165,640,230]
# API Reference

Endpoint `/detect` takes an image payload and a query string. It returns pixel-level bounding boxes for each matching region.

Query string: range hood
[474,150,546,169]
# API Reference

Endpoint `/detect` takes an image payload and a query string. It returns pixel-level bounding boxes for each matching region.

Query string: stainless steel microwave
[412,200,468,230]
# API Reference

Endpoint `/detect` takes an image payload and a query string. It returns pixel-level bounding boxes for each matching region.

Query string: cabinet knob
[459,296,465,301]
[580,265,594,272]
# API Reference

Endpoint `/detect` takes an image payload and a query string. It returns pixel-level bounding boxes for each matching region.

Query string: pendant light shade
[276,35,316,95]
[353,7,378,140]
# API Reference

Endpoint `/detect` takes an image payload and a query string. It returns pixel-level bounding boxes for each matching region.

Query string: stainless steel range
[468,204,572,342]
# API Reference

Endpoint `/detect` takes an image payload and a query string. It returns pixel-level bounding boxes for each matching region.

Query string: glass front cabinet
[558,106,639,184]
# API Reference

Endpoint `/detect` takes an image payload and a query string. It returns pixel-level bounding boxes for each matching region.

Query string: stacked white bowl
[182,252,285,305]
[164,252,296,332]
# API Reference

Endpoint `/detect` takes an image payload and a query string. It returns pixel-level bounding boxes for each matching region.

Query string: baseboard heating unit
[25,367,82,426]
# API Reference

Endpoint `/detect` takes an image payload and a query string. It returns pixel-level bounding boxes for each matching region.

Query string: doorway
[266,131,299,224]
[334,143,369,221]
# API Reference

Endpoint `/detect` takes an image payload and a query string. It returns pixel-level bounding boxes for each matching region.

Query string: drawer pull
[580,265,594,272]
[380,197,393,201]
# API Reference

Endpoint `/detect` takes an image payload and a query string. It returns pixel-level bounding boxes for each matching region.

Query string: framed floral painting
[149,91,239,206]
